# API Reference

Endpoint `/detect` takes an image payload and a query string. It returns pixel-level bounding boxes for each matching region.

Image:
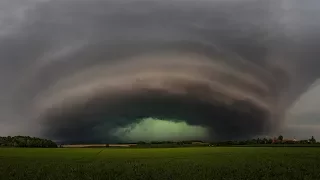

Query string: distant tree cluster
[0,136,57,148]
[137,140,204,145]
[130,140,208,148]
[131,137,319,147]
[210,135,318,146]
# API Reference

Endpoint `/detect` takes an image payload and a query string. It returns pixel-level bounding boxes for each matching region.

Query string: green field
[1,147,320,180]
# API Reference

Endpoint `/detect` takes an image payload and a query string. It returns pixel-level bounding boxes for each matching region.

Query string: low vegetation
[1,147,320,180]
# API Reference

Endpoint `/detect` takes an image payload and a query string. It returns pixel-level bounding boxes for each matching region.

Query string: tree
[310,136,316,144]
[256,138,261,144]
[278,135,284,142]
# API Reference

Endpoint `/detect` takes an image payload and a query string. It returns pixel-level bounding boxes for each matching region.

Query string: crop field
[1,147,320,180]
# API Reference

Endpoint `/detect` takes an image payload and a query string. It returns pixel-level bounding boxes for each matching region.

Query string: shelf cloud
[1,0,320,142]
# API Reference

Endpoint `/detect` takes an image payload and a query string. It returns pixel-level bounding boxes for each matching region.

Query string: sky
[283,80,320,139]
[0,0,320,142]
[114,118,209,142]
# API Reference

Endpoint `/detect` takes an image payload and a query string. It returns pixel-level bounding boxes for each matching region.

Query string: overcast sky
[0,0,320,141]
[284,80,320,139]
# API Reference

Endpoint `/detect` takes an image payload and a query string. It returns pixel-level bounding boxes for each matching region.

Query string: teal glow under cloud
[113,118,209,142]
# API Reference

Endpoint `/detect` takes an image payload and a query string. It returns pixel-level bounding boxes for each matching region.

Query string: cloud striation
[1,0,320,143]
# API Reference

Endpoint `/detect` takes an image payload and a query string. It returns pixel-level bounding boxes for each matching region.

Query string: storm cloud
[0,0,320,143]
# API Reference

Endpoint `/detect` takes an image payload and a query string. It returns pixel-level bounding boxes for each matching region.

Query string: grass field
[1,147,320,180]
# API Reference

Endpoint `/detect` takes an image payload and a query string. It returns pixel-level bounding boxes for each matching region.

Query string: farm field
[1,147,320,180]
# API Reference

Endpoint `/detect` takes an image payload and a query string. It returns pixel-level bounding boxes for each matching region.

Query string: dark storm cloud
[1,0,320,142]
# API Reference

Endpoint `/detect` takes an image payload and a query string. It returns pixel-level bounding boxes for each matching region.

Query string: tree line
[210,135,317,146]
[133,136,318,146]
[0,135,317,148]
[136,140,205,145]
[0,136,58,148]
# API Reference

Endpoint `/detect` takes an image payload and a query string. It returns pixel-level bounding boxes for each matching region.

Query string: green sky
[113,118,209,142]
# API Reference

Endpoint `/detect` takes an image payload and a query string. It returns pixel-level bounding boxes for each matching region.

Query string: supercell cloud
[0,0,320,142]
